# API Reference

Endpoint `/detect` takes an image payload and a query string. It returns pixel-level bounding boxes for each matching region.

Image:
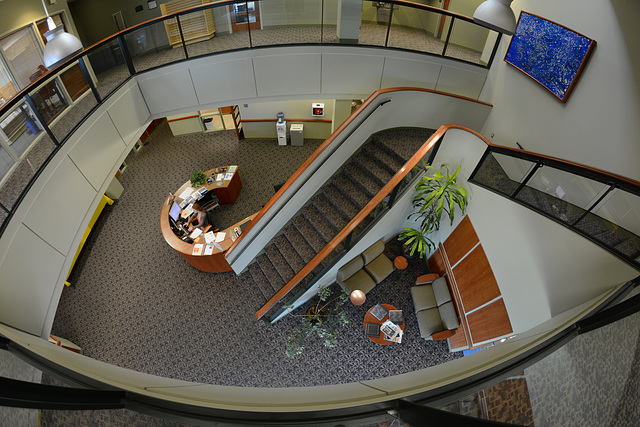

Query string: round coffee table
[363,303,405,345]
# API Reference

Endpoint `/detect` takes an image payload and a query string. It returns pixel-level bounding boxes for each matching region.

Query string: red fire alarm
[312,103,324,117]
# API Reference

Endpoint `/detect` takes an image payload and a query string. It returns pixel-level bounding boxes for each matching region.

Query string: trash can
[290,123,304,146]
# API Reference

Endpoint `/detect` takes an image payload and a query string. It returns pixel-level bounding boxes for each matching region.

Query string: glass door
[229,1,261,32]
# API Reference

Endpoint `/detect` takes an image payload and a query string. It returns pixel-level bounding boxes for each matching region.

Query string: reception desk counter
[160,166,253,273]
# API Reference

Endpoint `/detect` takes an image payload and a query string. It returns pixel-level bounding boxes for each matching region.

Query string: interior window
[0,58,18,105]
[0,27,45,89]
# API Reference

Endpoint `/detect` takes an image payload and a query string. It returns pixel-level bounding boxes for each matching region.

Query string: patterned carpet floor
[51,121,461,392]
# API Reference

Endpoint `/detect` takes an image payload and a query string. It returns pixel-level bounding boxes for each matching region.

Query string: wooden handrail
[225,88,492,257]
[254,123,460,319]
[255,120,640,319]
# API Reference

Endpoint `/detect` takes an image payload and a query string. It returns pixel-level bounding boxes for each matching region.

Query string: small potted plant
[398,163,468,259]
[285,285,350,358]
[190,169,206,187]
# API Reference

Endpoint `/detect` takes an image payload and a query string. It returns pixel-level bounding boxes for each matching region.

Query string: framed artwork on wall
[504,11,596,103]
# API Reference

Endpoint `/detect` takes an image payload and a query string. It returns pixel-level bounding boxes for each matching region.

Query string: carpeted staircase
[240,127,434,318]
[473,153,640,267]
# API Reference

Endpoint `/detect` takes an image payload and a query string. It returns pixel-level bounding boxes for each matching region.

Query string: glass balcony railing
[470,147,640,269]
[0,0,500,237]
[5,2,640,426]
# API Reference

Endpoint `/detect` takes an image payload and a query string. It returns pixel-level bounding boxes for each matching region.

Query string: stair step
[256,253,285,291]
[312,193,350,231]
[292,216,327,254]
[302,203,337,239]
[363,143,404,174]
[265,244,296,284]
[344,163,384,197]
[323,183,360,219]
[375,128,434,162]
[333,172,370,208]
[283,224,317,264]
[248,262,276,301]
[353,151,394,184]
[273,234,306,273]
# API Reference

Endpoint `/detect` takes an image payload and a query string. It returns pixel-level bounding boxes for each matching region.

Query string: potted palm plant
[285,285,350,358]
[398,163,469,258]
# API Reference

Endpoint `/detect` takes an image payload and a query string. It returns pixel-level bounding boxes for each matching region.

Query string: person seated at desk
[186,210,208,233]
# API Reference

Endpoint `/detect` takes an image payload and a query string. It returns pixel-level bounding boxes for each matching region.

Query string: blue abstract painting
[505,12,595,102]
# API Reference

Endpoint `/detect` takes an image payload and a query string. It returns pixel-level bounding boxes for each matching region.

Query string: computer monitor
[169,201,181,222]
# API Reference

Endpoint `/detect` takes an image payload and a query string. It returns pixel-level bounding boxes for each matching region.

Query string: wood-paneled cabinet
[160,0,216,47]
[428,215,513,351]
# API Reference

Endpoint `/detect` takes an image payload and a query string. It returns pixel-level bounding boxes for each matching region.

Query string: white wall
[259,0,325,27]
[0,81,150,338]
[136,45,489,120]
[240,99,334,140]
[480,0,640,182]
[426,129,639,333]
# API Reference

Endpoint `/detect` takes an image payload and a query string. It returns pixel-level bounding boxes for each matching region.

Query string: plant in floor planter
[190,169,206,187]
[398,163,469,258]
[285,285,350,358]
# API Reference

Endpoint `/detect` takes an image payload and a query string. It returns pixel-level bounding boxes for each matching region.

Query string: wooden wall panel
[430,215,512,350]
[453,245,501,312]
[443,215,479,266]
[427,248,446,277]
[467,299,513,344]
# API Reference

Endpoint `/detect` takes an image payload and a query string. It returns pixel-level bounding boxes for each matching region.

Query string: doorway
[229,2,261,32]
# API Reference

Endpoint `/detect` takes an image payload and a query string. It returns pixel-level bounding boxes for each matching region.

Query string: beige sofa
[410,273,460,340]
[336,240,395,294]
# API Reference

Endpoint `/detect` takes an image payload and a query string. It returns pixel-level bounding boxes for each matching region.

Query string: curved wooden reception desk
[160,166,254,273]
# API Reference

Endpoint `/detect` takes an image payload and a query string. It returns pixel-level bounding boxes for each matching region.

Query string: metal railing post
[24,95,59,146]
[442,16,455,56]
[78,57,102,104]
[117,36,136,76]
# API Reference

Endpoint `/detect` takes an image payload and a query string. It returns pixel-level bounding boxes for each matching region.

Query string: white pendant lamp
[473,0,517,36]
[41,0,83,69]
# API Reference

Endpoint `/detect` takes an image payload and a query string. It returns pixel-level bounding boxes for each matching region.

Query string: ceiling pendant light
[40,0,83,69]
[473,0,517,36]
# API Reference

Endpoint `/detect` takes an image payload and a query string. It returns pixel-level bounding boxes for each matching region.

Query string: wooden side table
[394,256,408,270]
[363,303,405,345]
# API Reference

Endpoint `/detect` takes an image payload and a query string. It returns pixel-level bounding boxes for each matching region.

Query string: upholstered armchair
[410,273,460,340]
[336,240,395,294]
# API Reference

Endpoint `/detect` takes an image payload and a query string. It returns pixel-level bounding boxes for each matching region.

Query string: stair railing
[225,86,493,272]
[469,145,640,270]
[224,94,393,267]
[256,125,640,319]
[254,124,479,319]
[265,166,425,322]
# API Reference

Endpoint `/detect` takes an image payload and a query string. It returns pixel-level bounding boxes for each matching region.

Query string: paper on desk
[204,243,215,255]
[214,232,225,243]
[228,166,237,173]
[182,204,194,215]
[224,172,233,180]
[204,231,215,243]
[179,187,194,199]
[216,173,224,181]
[190,228,203,239]
[192,243,204,256]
